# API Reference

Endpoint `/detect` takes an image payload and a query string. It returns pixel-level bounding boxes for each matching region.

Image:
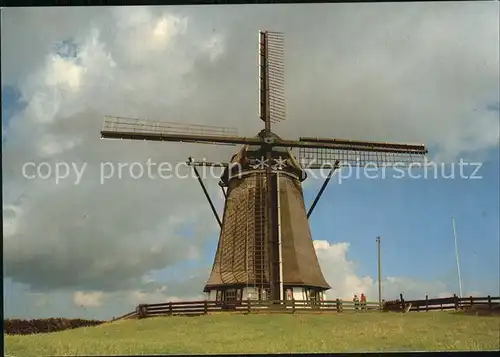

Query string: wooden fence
[111,310,137,321]
[115,299,381,320]
[137,299,381,318]
[113,295,500,320]
[383,294,500,313]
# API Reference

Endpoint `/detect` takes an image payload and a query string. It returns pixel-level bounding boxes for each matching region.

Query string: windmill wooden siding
[204,146,330,295]
[279,177,329,289]
[204,172,268,288]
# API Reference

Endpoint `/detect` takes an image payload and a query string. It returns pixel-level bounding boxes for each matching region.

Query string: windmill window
[225,289,236,301]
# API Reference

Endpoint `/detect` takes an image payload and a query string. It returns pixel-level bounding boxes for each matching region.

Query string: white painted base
[208,290,217,301]
[205,286,326,302]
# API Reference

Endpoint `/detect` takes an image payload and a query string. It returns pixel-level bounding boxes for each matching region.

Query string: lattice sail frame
[295,147,427,169]
[259,31,286,124]
[101,116,239,146]
[102,116,238,137]
[183,147,427,171]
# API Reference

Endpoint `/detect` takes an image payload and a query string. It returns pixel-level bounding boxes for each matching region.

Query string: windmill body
[100,31,428,304]
[204,133,330,302]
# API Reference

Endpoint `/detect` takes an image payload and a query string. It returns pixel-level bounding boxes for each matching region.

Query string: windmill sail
[295,137,427,168]
[100,29,429,304]
[259,31,286,125]
[101,116,249,146]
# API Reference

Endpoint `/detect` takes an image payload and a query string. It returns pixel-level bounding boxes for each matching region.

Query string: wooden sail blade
[270,137,427,168]
[183,138,427,169]
[271,137,425,152]
[260,31,286,125]
[299,137,427,152]
[295,147,427,168]
[267,32,286,124]
[100,116,261,146]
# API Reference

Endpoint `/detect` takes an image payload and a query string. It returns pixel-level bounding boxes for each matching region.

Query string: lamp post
[452,216,463,298]
[376,236,382,307]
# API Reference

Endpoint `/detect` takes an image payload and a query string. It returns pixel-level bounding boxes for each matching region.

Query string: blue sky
[305,148,499,295]
[2,86,26,142]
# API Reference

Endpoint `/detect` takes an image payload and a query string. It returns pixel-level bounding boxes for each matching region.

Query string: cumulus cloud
[127,287,204,306]
[314,240,457,301]
[1,3,498,317]
[3,7,226,295]
[91,239,462,316]
[73,291,105,307]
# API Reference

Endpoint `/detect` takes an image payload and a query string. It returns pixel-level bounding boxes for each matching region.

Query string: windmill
[100,31,428,303]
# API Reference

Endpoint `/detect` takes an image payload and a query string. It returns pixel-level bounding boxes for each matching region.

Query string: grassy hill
[5,311,499,355]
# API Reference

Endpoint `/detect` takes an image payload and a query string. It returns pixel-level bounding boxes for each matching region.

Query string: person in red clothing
[360,293,367,310]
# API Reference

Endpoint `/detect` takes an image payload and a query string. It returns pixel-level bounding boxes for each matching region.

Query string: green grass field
[5,312,499,355]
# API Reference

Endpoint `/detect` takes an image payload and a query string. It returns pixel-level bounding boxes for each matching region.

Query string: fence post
[168,302,173,316]
[204,300,208,315]
[469,296,473,308]
[425,295,428,312]
[336,298,340,313]
[400,293,405,312]
[292,298,295,314]
[453,294,458,310]
[488,295,492,310]
[247,298,251,314]
[137,304,146,319]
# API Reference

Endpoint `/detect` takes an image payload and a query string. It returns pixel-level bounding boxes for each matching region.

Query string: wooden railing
[383,294,500,312]
[111,310,138,321]
[112,295,500,320]
[118,299,381,319]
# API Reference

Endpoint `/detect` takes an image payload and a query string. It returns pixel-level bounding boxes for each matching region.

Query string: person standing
[360,293,367,311]
[353,294,360,311]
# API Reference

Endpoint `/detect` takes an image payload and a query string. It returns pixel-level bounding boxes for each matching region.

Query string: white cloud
[127,286,203,306]
[204,33,225,61]
[437,291,454,298]
[3,7,226,295]
[45,55,85,91]
[3,204,23,238]
[112,10,188,62]
[73,291,105,307]
[315,240,456,301]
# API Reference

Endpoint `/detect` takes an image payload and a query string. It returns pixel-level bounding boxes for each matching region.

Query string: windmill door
[309,290,320,309]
